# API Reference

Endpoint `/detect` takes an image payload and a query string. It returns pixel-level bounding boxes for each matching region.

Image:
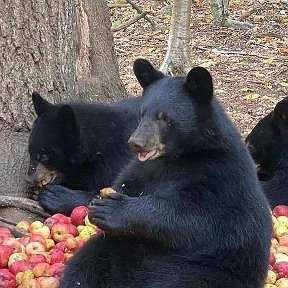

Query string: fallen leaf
[243,93,260,100]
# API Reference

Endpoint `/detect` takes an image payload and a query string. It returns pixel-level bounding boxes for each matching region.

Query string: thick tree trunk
[160,0,192,75]
[210,0,252,29]
[0,0,126,223]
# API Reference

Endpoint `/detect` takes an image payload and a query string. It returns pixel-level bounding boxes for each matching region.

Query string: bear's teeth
[138,150,157,162]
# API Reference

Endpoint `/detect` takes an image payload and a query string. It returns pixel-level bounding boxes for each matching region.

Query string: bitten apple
[70,206,88,226]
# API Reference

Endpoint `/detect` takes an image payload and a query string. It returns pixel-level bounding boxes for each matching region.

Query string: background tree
[0,0,126,227]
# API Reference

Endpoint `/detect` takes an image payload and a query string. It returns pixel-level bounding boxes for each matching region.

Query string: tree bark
[0,0,126,223]
[160,0,192,75]
[75,0,127,102]
[210,0,253,29]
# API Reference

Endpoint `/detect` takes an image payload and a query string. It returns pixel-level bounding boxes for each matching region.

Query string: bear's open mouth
[138,150,161,161]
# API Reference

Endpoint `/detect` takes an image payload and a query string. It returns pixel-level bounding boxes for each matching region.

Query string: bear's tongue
[138,150,157,161]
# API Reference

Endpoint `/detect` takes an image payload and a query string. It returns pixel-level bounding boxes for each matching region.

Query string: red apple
[54,242,66,252]
[44,217,59,229]
[37,276,59,288]
[49,248,65,265]
[65,236,78,251]
[273,261,288,278]
[0,245,14,267]
[0,227,13,236]
[29,235,46,248]
[70,206,89,226]
[68,224,78,237]
[270,253,276,266]
[32,262,50,277]
[29,254,47,266]
[0,268,17,288]
[19,237,30,246]
[16,221,31,232]
[51,223,70,242]
[49,263,65,278]
[25,242,46,256]
[279,235,288,247]
[9,260,33,275]
[2,238,22,252]
[273,205,288,217]
[52,214,71,224]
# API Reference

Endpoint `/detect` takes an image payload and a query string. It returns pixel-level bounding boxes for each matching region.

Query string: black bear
[246,98,288,207]
[28,93,141,215]
[60,59,272,288]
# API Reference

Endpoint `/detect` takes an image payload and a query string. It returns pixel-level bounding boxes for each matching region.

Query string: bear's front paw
[88,193,130,232]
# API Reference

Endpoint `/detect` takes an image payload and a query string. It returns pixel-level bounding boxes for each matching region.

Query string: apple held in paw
[51,223,70,242]
[16,221,31,232]
[0,268,17,288]
[25,242,46,256]
[0,245,14,267]
[70,206,89,226]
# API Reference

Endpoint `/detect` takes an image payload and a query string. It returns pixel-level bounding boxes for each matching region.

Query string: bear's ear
[274,99,288,122]
[133,58,164,89]
[56,105,79,140]
[185,67,213,104]
[32,92,54,116]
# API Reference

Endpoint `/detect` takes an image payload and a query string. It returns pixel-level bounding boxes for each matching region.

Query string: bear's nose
[128,136,146,152]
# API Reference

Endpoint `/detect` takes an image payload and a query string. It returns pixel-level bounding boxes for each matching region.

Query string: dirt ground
[110,0,288,138]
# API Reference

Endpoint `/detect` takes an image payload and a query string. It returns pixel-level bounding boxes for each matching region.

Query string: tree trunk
[210,0,252,29]
[75,0,127,102]
[0,0,126,223]
[160,0,192,75]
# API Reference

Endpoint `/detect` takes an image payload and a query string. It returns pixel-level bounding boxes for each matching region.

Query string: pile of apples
[265,205,288,288]
[0,206,101,288]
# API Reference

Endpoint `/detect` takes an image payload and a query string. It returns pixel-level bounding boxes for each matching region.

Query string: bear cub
[28,93,140,215]
[246,98,288,207]
[60,59,271,288]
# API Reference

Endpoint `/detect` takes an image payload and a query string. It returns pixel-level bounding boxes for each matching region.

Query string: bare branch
[0,217,29,237]
[112,12,147,32]
[125,0,156,29]
[0,195,51,218]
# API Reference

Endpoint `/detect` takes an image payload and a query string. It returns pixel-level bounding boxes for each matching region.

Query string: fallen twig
[0,196,51,218]
[125,0,156,29]
[0,217,29,237]
[112,12,147,32]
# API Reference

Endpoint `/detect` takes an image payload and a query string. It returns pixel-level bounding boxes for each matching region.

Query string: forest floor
[110,0,288,137]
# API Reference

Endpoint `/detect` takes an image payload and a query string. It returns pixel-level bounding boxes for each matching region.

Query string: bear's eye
[156,112,167,122]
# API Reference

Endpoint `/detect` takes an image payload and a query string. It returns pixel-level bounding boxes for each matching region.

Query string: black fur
[60,59,271,288]
[246,98,288,207]
[28,93,141,215]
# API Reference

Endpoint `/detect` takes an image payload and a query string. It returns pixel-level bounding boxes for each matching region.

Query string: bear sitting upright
[60,59,271,288]
[28,93,141,215]
[246,98,288,207]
